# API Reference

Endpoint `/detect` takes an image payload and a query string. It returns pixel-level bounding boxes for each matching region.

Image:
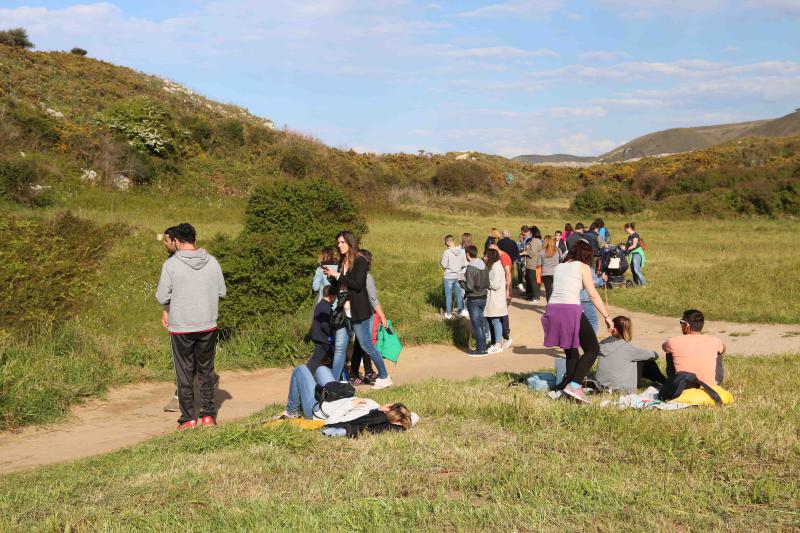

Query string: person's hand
[161,310,169,329]
[352,398,367,406]
[380,315,389,329]
[601,273,608,282]
[604,316,614,330]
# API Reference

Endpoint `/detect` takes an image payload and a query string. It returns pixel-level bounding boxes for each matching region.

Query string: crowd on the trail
[153,218,729,435]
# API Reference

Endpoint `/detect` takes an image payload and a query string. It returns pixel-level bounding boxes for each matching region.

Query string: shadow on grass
[512,346,561,356]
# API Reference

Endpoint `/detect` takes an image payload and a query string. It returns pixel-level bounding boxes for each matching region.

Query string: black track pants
[558,314,599,389]
[525,268,540,300]
[171,330,217,424]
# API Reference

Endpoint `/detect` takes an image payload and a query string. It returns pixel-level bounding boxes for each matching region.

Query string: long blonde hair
[612,316,633,342]
[542,235,557,258]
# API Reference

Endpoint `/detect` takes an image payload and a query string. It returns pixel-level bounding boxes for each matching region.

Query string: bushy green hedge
[431,160,493,193]
[215,178,367,336]
[0,156,53,206]
[570,185,643,214]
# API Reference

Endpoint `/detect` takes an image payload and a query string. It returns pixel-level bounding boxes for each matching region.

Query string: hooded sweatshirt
[156,248,227,334]
[459,258,489,300]
[440,246,467,280]
[596,336,659,393]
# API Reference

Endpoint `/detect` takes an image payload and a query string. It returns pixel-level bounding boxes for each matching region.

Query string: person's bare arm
[580,263,612,330]
[161,309,169,329]
[373,303,389,328]
[504,265,512,299]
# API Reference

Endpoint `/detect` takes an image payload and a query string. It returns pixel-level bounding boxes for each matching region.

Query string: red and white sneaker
[200,415,216,427]
[176,419,198,430]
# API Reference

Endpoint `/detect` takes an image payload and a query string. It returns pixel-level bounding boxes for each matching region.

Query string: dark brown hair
[565,239,593,265]
[336,231,359,269]
[612,316,633,342]
[465,244,479,259]
[385,403,412,430]
[625,222,636,230]
[485,248,500,269]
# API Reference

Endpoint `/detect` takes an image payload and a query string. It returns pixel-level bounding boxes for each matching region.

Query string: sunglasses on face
[679,319,689,326]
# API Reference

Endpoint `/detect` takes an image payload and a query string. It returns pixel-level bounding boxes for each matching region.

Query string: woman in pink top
[662,309,726,385]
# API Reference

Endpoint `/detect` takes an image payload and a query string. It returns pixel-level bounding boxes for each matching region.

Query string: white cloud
[556,134,617,156]
[578,50,631,62]
[442,46,558,58]
[456,0,564,18]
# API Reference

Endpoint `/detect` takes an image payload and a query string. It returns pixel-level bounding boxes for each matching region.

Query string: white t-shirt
[548,261,584,305]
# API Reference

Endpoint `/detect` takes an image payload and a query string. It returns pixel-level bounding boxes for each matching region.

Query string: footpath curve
[1,298,797,475]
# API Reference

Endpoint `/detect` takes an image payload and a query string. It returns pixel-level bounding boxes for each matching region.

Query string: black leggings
[525,268,540,300]
[558,314,599,389]
[542,275,554,302]
[350,341,374,378]
[637,360,667,386]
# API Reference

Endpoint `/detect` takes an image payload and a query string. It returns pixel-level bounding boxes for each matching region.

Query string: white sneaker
[547,390,563,400]
[517,283,524,291]
[443,312,452,320]
[503,337,513,350]
[372,377,393,390]
[460,309,469,318]
[487,344,503,354]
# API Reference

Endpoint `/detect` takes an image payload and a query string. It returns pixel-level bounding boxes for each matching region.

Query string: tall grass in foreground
[1,355,797,531]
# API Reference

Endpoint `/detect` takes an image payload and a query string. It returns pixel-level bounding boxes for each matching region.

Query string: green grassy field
[2,191,800,429]
[1,355,798,531]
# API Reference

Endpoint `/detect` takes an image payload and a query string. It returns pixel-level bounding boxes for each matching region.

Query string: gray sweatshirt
[155,248,227,333]
[366,272,379,309]
[596,336,659,393]
[440,246,467,280]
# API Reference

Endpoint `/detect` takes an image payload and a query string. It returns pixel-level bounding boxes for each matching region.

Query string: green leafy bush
[215,178,367,334]
[96,98,177,156]
[70,47,87,56]
[0,212,121,329]
[431,160,492,193]
[571,185,643,214]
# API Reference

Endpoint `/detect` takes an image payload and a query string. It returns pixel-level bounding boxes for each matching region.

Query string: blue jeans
[443,278,464,314]
[487,317,503,347]
[352,316,388,379]
[631,253,646,286]
[581,300,598,334]
[465,298,487,352]
[332,323,352,382]
[286,365,336,419]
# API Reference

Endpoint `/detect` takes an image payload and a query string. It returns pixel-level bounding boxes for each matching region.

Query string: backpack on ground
[658,371,721,405]
[315,381,355,404]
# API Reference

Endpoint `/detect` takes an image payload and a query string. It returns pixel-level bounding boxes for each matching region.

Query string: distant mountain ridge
[513,109,800,164]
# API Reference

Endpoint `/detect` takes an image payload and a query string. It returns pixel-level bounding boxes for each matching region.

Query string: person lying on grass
[321,402,417,438]
[277,364,416,427]
[596,316,666,394]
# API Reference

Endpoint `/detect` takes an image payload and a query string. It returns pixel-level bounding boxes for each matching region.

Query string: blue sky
[2,0,800,156]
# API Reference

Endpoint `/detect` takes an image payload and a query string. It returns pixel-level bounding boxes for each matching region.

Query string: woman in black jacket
[324,231,392,390]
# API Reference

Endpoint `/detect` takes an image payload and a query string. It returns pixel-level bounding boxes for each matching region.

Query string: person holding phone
[323,231,393,390]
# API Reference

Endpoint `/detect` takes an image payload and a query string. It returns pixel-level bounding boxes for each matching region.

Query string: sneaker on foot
[163,396,180,413]
[443,312,452,320]
[176,419,198,430]
[503,337,513,350]
[487,344,503,354]
[271,411,297,421]
[467,350,489,358]
[200,415,216,427]
[563,383,591,404]
[460,309,469,318]
[372,377,393,390]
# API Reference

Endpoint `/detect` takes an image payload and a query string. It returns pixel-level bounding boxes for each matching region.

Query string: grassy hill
[596,112,800,162]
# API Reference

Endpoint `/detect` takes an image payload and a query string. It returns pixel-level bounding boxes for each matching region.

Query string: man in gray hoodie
[440,235,467,319]
[156,223,226,429]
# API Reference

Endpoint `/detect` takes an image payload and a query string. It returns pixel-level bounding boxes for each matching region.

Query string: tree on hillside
[0,28,34,49]
[70,47,87,56]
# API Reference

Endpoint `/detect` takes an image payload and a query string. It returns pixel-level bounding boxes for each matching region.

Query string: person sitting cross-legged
[596,316,666,394]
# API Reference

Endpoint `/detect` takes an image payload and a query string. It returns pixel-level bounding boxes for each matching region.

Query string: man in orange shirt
[662,309,726,385]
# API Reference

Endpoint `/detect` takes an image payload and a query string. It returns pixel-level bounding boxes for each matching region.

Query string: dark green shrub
[218,119,245,146]
[0,156,53,206]
[431,160,492,193]
[571,185,643,214]
[70,47,87,56]
[183,115,214,148]
[215,179,367,334]
[279,141,318,178]
[0,28,33,49]
[8,100,60,148]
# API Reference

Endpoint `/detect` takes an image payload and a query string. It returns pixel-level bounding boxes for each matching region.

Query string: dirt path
[1,298,797,475]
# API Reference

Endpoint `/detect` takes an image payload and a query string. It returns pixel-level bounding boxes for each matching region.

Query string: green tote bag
[377,320,403,363]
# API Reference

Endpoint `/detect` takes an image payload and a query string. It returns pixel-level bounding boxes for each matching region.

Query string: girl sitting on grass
[596,316,666,393]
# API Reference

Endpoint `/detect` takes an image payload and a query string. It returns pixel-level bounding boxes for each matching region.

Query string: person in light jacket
[440,234,467,319]
[483,248,508,355]
[596,316,666,393]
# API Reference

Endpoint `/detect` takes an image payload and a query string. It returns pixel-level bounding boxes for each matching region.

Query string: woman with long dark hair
[541,240,613,403]
[323,231,392,390]
[483,248,508,354]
